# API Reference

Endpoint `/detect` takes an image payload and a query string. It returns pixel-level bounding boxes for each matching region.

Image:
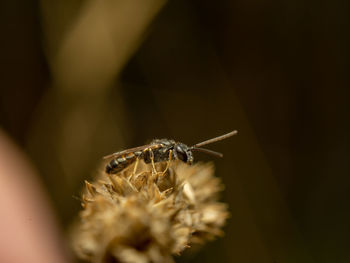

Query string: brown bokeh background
[1,1,349,262]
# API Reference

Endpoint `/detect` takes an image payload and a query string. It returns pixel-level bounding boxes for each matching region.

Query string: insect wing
[103,143,164,160]
[103,144,151,160]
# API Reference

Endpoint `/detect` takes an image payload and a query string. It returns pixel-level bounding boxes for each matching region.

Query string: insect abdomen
[105,153,139,174]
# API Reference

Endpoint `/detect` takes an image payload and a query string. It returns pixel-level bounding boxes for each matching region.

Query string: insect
[104,130,237,175]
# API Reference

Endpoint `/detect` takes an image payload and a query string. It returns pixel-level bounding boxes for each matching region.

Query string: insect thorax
[143,139,176,164]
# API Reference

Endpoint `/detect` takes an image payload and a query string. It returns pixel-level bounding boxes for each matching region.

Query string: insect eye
[176,146,188,162]
[177,151,188,162]
[175,145,184,153]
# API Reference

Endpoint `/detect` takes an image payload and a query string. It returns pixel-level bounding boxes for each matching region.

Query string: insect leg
[148,148,158,174]
[132,157,140,176]
[161,149,173,176]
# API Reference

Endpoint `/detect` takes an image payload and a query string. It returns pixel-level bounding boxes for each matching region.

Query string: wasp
[104,130,237,175]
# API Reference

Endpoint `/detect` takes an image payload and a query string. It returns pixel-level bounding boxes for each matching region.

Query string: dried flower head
[72,160,229,263]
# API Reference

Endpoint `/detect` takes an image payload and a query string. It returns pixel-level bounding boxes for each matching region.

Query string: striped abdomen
[105,152,142,174]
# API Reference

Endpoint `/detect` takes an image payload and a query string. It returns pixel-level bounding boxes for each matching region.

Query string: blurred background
[1,0,349,262]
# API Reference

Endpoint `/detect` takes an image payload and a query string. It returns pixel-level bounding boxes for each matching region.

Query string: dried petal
[72,161,228,263]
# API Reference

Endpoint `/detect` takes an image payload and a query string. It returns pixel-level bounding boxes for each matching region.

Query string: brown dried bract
[71,160,229,263]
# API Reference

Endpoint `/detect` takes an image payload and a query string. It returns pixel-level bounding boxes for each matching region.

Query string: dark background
[1,0,349,262]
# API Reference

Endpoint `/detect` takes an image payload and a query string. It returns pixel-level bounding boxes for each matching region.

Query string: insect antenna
[189,130,237,158]
[190,147,223,158]
[191,130,238,148]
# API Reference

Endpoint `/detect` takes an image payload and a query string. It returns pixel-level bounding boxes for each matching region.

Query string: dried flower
[72,160,229,263]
